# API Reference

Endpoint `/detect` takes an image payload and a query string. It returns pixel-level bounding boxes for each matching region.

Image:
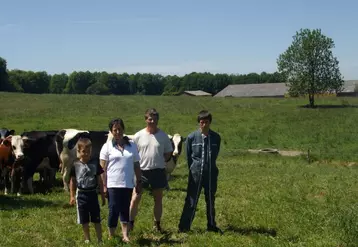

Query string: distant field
[1,92,358,161]
[1,92,358,247]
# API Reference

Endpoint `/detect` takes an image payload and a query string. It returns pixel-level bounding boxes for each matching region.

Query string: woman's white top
[100,140,140,188]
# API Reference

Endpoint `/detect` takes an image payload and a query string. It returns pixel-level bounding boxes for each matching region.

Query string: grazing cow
[55,129,109,191]
[8,131,60,195]
[108,132,186,189]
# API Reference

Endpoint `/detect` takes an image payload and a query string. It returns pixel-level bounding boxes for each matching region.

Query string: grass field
[1,92,358,247]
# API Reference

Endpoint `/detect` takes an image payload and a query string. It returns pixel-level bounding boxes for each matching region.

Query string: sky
[1,0,357,79]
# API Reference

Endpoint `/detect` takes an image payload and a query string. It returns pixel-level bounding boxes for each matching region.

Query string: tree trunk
[309,94,315,108]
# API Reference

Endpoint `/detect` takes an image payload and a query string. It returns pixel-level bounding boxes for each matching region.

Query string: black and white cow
[55,129,109,191]
[8,130,60,195]
[166,134,186,182]
[0,128,15,143]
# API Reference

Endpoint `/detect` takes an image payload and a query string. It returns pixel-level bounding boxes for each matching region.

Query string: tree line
[0,27,344,105]
[0,57,286,96]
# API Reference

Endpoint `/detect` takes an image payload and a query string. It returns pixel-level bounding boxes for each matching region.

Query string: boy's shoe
[84,239,90,244]
[207,226,224,235]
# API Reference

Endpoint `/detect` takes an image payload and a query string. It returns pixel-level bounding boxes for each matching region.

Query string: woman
[99,118,142,243]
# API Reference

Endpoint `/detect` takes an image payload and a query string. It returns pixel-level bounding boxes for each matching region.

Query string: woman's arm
[134,161,142,194]
[100,159,107,196]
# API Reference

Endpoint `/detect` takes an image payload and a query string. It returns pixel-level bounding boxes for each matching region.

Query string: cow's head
[6,135,24,160]
[8,135,35,160]
[0,129,15,144]
[168,134,186,157]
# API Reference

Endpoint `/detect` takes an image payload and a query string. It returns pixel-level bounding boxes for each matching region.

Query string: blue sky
[1,0,357,79]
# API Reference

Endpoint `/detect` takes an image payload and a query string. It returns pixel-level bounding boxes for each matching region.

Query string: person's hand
[103,186,108,198]
[135,183,142,194]
[69,197,75,206]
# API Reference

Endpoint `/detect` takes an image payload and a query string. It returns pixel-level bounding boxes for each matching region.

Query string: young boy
[69,137,106,244]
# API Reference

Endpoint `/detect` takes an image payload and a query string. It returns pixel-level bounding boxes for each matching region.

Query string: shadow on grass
[225,225,277,237]
[8,178,65,195]
[166,187,187,193]
[169,174,188,180]
[298,104,358,109]
[136,232,183,246]
[0,194,59,210]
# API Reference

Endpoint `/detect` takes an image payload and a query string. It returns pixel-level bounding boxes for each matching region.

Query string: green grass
[1,92,358,246]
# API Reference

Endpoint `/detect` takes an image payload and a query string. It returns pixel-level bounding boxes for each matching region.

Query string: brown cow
[0,137,16,195]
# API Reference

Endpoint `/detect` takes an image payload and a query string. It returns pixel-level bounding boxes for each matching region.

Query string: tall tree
[49,73,68,93]
[277,28,344,107]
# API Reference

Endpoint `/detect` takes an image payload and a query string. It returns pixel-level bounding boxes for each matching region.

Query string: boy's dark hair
[108,118,130,146]
[197,110,212,123]
[145,108,159,121]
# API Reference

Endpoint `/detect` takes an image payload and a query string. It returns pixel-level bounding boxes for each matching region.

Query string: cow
[165,134,186,188]
[55,129,109,192]
[107,132,186,190]
[0,137,15,195]
[0,128,15,143]
[7,130,60,195]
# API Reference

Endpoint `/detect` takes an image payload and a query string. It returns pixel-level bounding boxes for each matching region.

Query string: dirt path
[247,149,305,157]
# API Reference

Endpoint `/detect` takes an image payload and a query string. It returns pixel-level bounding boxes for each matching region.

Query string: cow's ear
[4,135,12,143]
[2,139,11,146]
[9,130,15,135]
[22,138,32,148]
[168,135,173,139]
[182,137,187,142]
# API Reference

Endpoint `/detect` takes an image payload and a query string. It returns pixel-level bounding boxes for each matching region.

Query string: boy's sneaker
[207,226,224,235]
[84,240,90,244]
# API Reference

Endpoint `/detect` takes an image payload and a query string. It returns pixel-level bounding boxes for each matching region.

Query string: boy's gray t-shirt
[70,159,104,191]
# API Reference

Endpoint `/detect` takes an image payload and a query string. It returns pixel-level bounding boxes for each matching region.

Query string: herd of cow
[0,128,185,197]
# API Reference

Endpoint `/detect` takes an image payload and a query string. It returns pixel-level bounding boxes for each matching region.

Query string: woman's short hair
[109,118,125,131]
[108,118,130,146]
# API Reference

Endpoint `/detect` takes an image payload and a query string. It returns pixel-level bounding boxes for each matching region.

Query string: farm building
[214,83,289,98]
[181,90,212,97]
[336,80,358,97]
